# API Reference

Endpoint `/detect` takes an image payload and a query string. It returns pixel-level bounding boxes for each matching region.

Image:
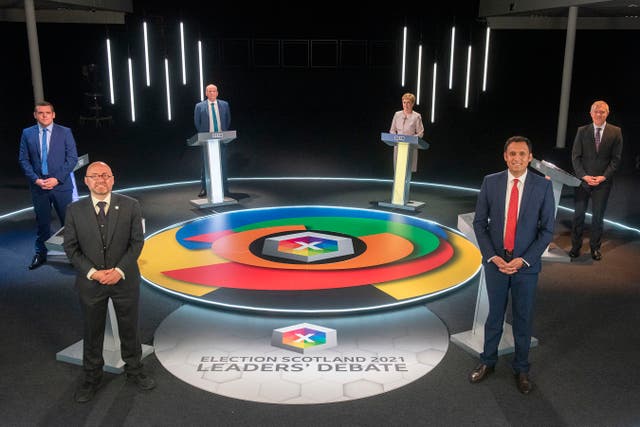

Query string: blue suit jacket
[194,99,231,133]
[18,123,78,192]
[473,169,555,274]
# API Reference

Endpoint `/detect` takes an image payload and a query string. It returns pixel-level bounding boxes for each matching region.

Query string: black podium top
[380,132,429,150]
[187,130,237,146]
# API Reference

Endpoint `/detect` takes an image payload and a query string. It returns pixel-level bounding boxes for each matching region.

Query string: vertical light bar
[180,22,187,85]
[416,44,423,105]
[143,21,151,86]
[198,40,204,100]
[401,26,407,87]
[128,57,135,122]
[448,26,456,89]
[164,58,172,121]
[482,26,491,92]
[464,45,472,108]
[106,38,115,104]
[431,62,437,123]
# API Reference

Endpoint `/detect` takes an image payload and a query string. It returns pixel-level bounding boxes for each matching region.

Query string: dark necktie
[97,201,107,242]
[595,127,602,152]
[97,201,107,222]
[504,178,519,252]
[41,128,48,175]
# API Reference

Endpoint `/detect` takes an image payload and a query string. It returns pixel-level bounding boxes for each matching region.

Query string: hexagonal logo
[262,231,354,263]
[271,323,337,354]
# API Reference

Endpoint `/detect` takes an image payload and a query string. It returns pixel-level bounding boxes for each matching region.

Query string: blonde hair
[402,93,416,105]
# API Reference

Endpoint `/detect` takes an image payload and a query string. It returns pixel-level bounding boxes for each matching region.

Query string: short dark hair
[504,135,532,153]
[34,101,54,112]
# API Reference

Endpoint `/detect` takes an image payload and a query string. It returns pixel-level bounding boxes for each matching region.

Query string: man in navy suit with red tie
[19,101,78,269]
[570,100,623,261]
[469,136,555,394]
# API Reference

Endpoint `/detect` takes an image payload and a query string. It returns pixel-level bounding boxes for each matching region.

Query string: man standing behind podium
[570,100,623,261]
[194,83,231,197]
[19,101,78,270]
[63,161,155,403]
[469,136,555,394]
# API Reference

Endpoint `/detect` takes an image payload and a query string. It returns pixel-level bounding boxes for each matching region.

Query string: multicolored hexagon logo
[271,323,337,353]
[263,231,354,263]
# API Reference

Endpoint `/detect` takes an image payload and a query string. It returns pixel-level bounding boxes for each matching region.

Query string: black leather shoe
[469,363,494,383]
[591,249,602,261]
[28,253,46,270]
[198,189,207,197]
[127,373,156,391]
[75,380,99,403]
[568,248,580,258]
[515,372,533,394]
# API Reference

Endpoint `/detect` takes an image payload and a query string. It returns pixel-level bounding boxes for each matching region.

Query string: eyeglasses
[86,174,114,180]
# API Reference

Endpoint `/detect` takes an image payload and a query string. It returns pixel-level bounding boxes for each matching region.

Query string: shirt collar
[91,193,112,208]
[39,124,53,132]
[507,169,527,183]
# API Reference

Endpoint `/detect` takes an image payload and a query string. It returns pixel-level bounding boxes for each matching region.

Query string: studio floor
[1,177,639,426]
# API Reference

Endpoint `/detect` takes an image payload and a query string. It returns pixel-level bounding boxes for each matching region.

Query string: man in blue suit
[194,83,231,197]
[19,101,78,269]
[469,136,555,394]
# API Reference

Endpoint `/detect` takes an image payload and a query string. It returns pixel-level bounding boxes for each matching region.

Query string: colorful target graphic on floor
[139,206,481,313]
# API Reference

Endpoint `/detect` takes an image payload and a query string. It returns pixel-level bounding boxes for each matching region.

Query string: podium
[450,212,538,357]
[45,153,90,258]
[530,158,581,263]
[377,132,429,211]
[187,131,238,209]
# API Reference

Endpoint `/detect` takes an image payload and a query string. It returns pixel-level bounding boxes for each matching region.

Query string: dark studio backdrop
[1,1,639,196]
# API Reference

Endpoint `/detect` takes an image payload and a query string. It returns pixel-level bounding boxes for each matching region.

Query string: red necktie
[504,178,519,252]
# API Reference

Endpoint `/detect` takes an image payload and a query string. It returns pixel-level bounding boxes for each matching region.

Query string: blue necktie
[41,128,49,175]
[211,103,219,132]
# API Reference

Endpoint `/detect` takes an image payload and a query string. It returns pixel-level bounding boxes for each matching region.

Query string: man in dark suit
[63,161,155,403]
[469,136,555,394]
[570,100,623,261]
[18,101,78,269]
[194,83,232,197]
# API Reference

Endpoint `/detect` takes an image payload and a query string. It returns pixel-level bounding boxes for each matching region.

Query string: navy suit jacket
[194,99,231,133]
[63,193,144,285]
[571,122,623,181]
[18,123,78,192]
[473,169,555,274]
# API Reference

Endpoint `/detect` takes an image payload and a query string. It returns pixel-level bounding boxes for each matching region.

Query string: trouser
[78,278,142,382]
[31,186,72,255]
[571,180,612,251]
[481,266,538,373]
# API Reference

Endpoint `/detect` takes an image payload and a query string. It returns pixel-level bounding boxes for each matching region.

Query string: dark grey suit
[571,123,623,251]
[63,193,144,381]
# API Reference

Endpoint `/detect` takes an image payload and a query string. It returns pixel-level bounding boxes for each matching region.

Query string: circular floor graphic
[140,206,481,313]
[154,304,449,404]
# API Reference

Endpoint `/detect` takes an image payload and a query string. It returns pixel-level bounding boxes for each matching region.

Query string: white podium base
[189,196,238,209]
[541,242,572,263]
[56,342,154,374]
[377,200,425,212]
[451,323,539,357]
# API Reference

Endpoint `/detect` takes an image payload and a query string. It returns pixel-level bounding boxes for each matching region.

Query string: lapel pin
[115,206,119,210]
